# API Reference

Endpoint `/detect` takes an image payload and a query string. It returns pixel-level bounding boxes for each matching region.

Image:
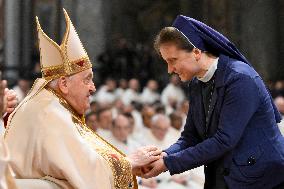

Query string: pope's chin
[75,103,90,115]
[83,104,90,114]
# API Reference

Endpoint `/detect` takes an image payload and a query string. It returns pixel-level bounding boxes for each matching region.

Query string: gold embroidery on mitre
[41,56,91,80]
[36,9,92,80]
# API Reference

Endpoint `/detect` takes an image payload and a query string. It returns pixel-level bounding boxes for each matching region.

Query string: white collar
[198,57,219,83]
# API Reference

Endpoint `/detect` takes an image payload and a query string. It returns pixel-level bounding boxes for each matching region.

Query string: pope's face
[159,43,202,82]
[66,68,96,115]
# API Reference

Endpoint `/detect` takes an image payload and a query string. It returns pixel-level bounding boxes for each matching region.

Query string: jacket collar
[214,54,230,88]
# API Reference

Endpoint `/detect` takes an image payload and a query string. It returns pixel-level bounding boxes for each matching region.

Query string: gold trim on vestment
[45,87,138,189]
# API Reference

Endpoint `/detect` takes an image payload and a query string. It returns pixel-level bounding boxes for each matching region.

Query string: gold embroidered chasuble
[4,78,137,189]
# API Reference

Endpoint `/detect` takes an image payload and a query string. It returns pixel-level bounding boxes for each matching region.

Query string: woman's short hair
[154,26,219,57]
[154,27,194,55]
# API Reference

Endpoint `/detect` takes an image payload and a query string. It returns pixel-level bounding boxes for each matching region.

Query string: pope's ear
[58,76,69,94]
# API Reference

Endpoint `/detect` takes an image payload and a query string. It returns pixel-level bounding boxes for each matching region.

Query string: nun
[142,15,284,189]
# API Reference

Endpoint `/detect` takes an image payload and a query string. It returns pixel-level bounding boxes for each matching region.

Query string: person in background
[12,75,31,102]
[94,78,118,106]
[106,114,141,155]
[116,78,128,99]
[168,112,184,141]
[274,96,284,135]
[138,114,193,189]
[122,78,141,105]
[137,114,172,154]
[161,74,185,115]
[85,111,98,132]
[140,80,160,105]
[96,107,113,138]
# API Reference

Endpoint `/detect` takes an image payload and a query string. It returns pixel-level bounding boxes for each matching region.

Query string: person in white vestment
[168,112,184,142]
[137,114,196,189]
[122,78,141,105]
[140,80,160,105]
[275,96,284,135]
[4,9,162,189]
[161,75,185,115]
[11,77,31,102]
[131,104,156,141]
[85,111,98,132]
[96,106,113,138]
[94,78,118,106]
[106,114,141,155]
[115,78,128,99]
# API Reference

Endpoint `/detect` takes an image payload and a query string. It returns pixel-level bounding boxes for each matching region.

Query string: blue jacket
[164,54,284,189]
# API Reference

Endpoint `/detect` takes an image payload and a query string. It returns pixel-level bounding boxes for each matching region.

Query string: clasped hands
[127,146,168,179]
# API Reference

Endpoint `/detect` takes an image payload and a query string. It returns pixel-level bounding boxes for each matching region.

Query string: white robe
[121,89,140,105]
[278,117,284,136]
[140,88,160,105]
[105,135,141,155]
[94,86,118,105]
[0,119,4,136]
[0,138,17,189]
[161,84,185,107]
[137,128,204,189]
[4,79,135,189]
[136,129,173,149]
[12,86,26,102]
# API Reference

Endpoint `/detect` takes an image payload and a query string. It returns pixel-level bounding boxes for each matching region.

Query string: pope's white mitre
[36,8,92,80]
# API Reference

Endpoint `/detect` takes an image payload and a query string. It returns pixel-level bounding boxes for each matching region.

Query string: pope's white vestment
[4,79,136,189]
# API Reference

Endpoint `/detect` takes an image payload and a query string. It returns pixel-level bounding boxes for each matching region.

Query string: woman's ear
[58,76,69,95]
[193,48,202,62]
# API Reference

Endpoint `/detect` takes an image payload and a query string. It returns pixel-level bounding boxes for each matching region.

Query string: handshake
[126,146,168,179]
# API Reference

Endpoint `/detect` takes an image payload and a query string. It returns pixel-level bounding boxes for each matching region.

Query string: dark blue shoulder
[226,58,259,79]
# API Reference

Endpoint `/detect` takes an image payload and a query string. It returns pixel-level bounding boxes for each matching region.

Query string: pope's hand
[127,146,162,176]
[140,151,168,178]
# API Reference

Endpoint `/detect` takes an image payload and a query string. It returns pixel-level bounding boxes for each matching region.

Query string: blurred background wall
[0,0,283,87]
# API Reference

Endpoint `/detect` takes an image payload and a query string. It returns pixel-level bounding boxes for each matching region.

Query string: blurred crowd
[270,80,284,136]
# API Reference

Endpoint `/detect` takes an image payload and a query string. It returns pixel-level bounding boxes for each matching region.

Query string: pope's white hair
[47,78,59,89]
[47,75,75,90]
